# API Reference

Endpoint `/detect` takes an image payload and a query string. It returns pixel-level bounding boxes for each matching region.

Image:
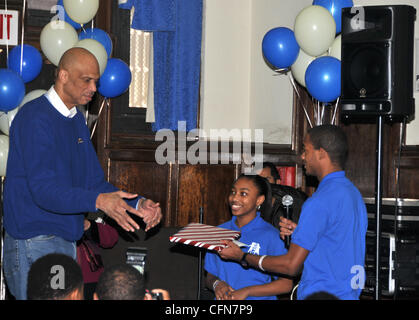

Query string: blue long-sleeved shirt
[4,94,138,241]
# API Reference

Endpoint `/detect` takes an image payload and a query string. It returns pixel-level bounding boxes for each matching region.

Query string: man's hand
[138,198,162,231]
[218,240,244,262]
[96,191,144,232]
[279,217,297,240]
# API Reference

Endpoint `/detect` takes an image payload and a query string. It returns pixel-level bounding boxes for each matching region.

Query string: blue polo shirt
[291,171,368,300]
[204,212,287,300]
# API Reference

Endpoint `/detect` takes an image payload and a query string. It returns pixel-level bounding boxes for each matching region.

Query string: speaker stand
[374,115,384,300]
[197,207,204,300]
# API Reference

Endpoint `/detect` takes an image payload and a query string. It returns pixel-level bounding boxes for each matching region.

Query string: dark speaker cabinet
[340,5,416,122]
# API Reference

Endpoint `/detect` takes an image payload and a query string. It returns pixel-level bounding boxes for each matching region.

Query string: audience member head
[258,162,281,184]
[27,253,84,300]
[94,263,146,300]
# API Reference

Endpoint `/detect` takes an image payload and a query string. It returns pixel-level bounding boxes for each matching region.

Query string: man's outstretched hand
[96,191,162,232]
[138,198,162,231]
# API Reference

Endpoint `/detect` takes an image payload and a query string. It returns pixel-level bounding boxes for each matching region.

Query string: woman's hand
[214,280,234,300]
[230,287,250,300]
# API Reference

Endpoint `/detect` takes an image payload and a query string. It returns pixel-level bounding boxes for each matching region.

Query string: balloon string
[331,97,340,125]
[85,102,89,126]
[311,96,317,126]
[288,73,313,128]
[19,0,26,75]
[4,0,9,59]
[317,100,321,125]
[320,102,326,124]
[90,98,107,139]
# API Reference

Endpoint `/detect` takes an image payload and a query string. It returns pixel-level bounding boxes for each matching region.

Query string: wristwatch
[240,252,249,269]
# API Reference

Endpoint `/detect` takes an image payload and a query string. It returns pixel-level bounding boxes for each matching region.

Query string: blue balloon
[262,27,300,69]
[7,44,43,83]
[79,28,113,57]
[57,0,82,30]
[0,69,25,111]
[305,56,341,103]
[313,0,354,34]
[98,58,132,98]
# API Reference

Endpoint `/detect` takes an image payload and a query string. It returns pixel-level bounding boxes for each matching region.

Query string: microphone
[282,194,293,249]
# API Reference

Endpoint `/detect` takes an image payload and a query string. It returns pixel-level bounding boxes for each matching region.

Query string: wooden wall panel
[108,159,170,223]
[398,147,419,199]
[176,164,237,227]
[342,121,403,198]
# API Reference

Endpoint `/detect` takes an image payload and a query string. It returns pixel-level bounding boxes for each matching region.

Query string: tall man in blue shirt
[219,124,368,300]
[2,47,162,300]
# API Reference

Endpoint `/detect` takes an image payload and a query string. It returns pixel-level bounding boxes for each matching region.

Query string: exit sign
[0,10,18,46]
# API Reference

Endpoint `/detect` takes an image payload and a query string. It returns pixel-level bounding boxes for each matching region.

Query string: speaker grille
[342,43,390,99]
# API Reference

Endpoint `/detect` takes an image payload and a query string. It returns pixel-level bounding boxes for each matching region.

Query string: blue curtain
[119,0,203,132]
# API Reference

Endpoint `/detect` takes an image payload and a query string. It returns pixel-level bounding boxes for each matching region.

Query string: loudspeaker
[340,5,416,123]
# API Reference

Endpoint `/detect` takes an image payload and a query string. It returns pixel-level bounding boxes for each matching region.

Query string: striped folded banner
[169,223,241,252]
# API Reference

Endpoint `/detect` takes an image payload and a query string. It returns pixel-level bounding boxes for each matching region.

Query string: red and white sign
[0,10,18,46]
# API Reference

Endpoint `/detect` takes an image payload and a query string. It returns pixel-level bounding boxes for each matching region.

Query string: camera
[126,247,148,275]
[150,291,163,300]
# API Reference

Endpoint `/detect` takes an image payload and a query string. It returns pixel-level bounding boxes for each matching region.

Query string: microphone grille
[282,194,293,206]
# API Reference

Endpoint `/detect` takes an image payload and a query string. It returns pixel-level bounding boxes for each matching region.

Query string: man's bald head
[58,47,99,74]
[54,47,100,108]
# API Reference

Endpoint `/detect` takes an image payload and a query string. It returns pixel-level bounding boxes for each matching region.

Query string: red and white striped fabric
[169,223,241,252]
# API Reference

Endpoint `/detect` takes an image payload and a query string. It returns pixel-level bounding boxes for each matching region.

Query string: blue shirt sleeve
[291,197,329,252]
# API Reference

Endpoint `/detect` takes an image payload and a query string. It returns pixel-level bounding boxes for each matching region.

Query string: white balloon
[0,135,9,176]
[294,5,336,57]
[0,89,47,136]
[291,50,316,87]
[63,0,99,24]
[40,21,78,66]
[0,114,9,136]
[329,35,341,60]
[19,89,48,108]
[75,39,108,75]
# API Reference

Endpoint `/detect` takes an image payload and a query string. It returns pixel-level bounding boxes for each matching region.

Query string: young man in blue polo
[219,125,368,300]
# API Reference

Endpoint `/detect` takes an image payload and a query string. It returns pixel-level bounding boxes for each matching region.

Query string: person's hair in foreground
[27,253,83,300]
[94,263,146,300]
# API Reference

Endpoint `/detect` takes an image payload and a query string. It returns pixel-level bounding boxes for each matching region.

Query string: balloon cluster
[262,0,353,104]
[40,0,132,98]
[0,0,133,175]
